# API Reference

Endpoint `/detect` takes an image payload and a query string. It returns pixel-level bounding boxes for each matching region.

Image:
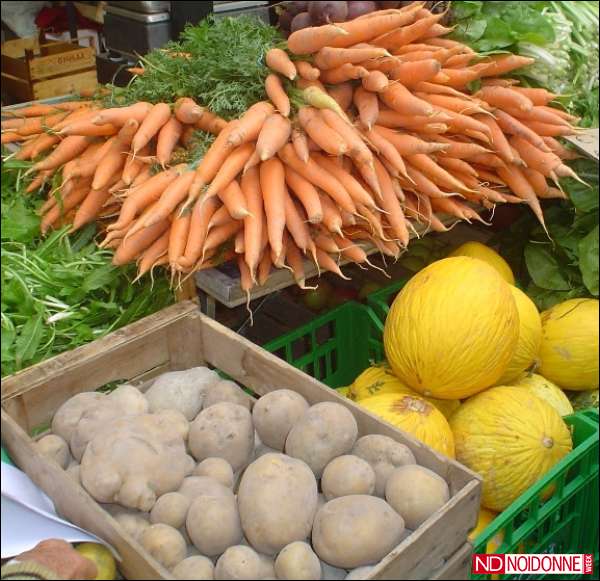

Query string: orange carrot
[17,113,67,136]
[287,24,350,54]
[407,153,472,193]
[179,197,221,268]
[523,167,550,197]
[136,232,170,279]
[195,111,228,134]
[318,193,344,235]
[265,74,291,117]
[156,116,183,168]
[296,60,320,81]
[71,185,113,231]
[298,107,348,156]
[521,120,578,137]
[173,98,204,124]
[543,136,580,161]
[203,142,255,201]
[168,206,191,269]
[326,83,355,112]
[260,158,287,262]
[495,110,552,152]
[266,48,297,80]
[92,102,153,126]
[284,165,323,224]
[380,83,434,116]
[291,127,310,163]
[295,78,328,92]
[361,70,389,92]
[510,87,558,106]
[25,169,54,194]
[257,248,273,285]
[436,136,490,159]
[372,125,447,154]
[58,119,117,137]
[320,64,369,84]
[475,115,517,164]
[476,86,534,112]
[389,59,441,85]
[286,238,313,289]
[284,193,312,256]
[480,55,535,77]
[40,180,92,234]
[373,158,409,246]
[218,179,251,219]
[31,135,92,172]
[354,86,379,130]
[122,145,150,185]
[29,133,61,158]
[318,108,373,166]
[414,81,478,99]
[113,220,170,266]
[1,132,25,144]
[314,229,341,254]
[3,104,59,118]
[444,53,474,68]
[395,48,446,62]
[417,92,490,116]
[509,136,561,177]
[201,218,242,263]
[240,166,264,281]
[255,113,292,162]
[537,187,568,200]
[314,46,389,70]
[435,156,477,177]
[436,63,489,88]
[227,102,274,148]
[131,103,171,154]
[363,128,408,178]
[315,248,350,280]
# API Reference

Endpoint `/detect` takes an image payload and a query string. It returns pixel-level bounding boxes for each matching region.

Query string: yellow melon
[360,393,455,457]
[449,241,515,285]
[450,386,572,511]
[497,286,542,384]
[538,298,599,391]
[349,365,461,419]
[469,508,504,553]
[384,257,520,400]
[511,373,574,417]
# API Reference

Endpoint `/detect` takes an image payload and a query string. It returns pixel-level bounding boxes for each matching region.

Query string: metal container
[104,7,171,56]
[107,1,170,14]
[105,4,170,23]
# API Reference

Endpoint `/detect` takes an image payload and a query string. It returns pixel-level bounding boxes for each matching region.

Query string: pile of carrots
[2,1,584,312]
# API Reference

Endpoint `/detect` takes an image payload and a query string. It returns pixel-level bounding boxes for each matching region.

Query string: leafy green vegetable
[107,16,282,120]
[1,160,174,376]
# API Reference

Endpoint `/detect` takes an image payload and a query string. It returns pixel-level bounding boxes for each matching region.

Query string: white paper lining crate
[1,302,481,580]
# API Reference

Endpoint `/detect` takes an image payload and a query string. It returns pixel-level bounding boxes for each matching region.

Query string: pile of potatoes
[36,366,451,580]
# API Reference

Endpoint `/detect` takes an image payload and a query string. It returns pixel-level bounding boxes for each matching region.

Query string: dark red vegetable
[378,1,401,7]
[346,0,377,19]
[278,9,294,31]
[308,1,348,25]
[290,11,313,32]
[287,1,309,16]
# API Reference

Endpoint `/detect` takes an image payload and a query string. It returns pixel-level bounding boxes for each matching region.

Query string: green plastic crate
[264,301,384,388]
[266,291,600,580]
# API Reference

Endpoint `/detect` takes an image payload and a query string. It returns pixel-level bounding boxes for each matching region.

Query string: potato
[155,409,190,442]
[140,523,187,569]
[254,432,277,460]
[172,555,215,580]
[113,511,150,542]
[150,492,191,529]
[215,545,273,580]
[385,465,449,529]
[189,403,254,472]
[237,453,318,555]
[321,561,348,580]
[146,367,220,420]
[345,566,375,580]
[275,541,321,580]
[312,495,405,569]
[352,435,416,497]
[36,434,71,469]
[285,402,358,477]
[252,390,309,450]
[193,458,234,488]
[178,476,234,500]
[322,455,376,501]
[52,392,105,442]
[203,380,252,411]
[186,493,243,556]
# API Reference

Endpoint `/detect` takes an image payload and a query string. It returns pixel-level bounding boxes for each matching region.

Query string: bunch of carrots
[2,1,584,316]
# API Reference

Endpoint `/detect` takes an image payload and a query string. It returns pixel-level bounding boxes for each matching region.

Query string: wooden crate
[1,35,97,103]
[1,302,480,580]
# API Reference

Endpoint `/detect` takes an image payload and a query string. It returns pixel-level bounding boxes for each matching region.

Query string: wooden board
[33,69,98,101]
[1,302,480,580]
[564,128,599,162]
[29,46,96,81]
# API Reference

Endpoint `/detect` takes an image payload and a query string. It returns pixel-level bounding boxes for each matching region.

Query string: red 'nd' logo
[472,554,594,575]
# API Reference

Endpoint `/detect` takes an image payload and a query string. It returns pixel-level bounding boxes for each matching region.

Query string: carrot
[168,207,191,270]
[296,60,320,81]
[92,102,153,126]
[133,170,194,232]
[523,167,550,197]
[302,86,351,123]
[326,83,355,112]
[389,59,441,86]
[466,152,506,168]
[53,100,94,111]
[363,128,409,179]
[266,48,297,80]
[284,165,323,224]
[317,193,344,236]
[537,187,568,200]
[131,103,171,155]
[509,136,561,177]
[314,46,389,70]
[201,218,243,264]
[543,136,580,161]
[380,83,434,117]
[14,138,41,161]
[178,197,221,269]
[3,104,59,118]
[534,106,578,123]
[29,133,61,158]
[296,78,328,92]
[2,116,35,130]
[58,120,117,137]
[71,184,113,231]
[361,56,399,74]
[521,120,578,137]
[265,74,291,118]
[227,102,274,148]
[298,107,348,156]
[286,24,351,55]
[122,145,150,185]
[435,63,489,89]
[195,111,228,134]
[407,153,472,194]
[131,165,152,188]
[286,239,313,289]
[372,9,446,49]
[499,165,548,232]
[476,86,534,112]
[40,180,92,234]
[373,125,447,155]
[31,135,92,172]
[480,78,521,87]
[284,193,312,255]
[444,53,474,68]
[25,169,54,194]
[314,230,341,254]
[279,144,356,214]
[203,142,255,202]
[480,55,535,77]
[218,179,251,219]
[173,98,204,124]
[113,220,170,266]
[258,157,288,261]
[474,115,517,164]
[257,247,273,285]
[435,156,477,177]
[237,167,264,281]
[312,152,377,210]
[1,132,25,144]
[17,113,67,136]
[395,48,446,62]
[361,70,389,92]
[354,86,379,130]
[92,119,139,190]
[318,108,373,166]
[136,232,169,279]
[373,158,409,246]
[436,136,492,159]
[154,116,182,168]
[291,127,310,163]
[255,113,292,162]
[495,110,552,152]
[413,81,476,100]
[320,64,369,84]
[510,87,559,106]
[417,93,491,116]
[315,248,350,280]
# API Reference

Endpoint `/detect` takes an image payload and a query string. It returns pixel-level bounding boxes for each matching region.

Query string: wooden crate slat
[29,46,96,81]
[33,69,98,101]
